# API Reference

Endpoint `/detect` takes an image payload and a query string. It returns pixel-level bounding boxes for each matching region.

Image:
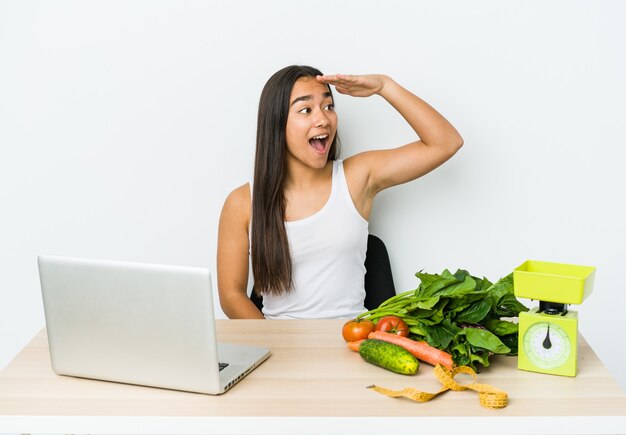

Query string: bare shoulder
[340,152,382,219]
[343,151,372,177]
[343,151,379,194]
[228,182,251,204]
[220,183,251,228]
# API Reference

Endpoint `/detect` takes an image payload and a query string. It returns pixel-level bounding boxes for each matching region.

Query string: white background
[1,0,625,392]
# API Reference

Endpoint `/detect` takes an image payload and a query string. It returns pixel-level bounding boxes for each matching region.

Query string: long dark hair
[251,65,339,296]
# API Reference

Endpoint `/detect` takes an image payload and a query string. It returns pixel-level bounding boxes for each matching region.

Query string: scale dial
[523,321,571,369]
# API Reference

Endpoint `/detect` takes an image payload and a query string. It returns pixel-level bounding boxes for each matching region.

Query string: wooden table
[1,320,625,434]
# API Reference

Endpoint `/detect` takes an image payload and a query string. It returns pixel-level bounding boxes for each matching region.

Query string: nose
[314,110,330,128]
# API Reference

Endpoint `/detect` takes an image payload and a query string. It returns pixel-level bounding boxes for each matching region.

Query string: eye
[325,103,335,111]
[298,107,311,114]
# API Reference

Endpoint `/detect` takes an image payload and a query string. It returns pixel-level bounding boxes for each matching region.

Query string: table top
[1,319,626,434]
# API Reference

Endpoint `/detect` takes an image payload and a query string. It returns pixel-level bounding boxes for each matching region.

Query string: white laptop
[37,255,271,395]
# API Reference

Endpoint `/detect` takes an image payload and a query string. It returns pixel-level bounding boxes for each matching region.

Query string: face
[285,76,337,171]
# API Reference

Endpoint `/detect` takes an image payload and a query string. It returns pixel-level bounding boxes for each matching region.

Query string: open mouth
[309,134,329,153]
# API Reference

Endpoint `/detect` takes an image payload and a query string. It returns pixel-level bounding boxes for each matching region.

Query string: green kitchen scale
[513,260,596,377]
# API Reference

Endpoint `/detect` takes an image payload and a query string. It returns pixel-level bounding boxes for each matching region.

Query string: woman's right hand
[316,74,388,98]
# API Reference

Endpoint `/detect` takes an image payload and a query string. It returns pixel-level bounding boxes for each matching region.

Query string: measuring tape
[367,364,508,409]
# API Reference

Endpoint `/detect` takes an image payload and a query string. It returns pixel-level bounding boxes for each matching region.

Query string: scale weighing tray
[513,260,595,304]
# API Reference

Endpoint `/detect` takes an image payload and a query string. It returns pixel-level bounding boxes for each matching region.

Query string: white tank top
[261,160,369,319]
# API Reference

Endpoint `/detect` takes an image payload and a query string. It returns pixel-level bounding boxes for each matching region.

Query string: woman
[217,65,463,319]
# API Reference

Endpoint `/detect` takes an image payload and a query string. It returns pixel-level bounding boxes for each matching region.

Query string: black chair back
[363,234,396,310]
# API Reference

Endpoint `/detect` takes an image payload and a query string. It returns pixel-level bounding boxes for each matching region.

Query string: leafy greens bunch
[357,269,529,370]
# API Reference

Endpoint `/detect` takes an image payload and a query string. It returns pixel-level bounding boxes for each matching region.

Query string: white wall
[2,1,625,391]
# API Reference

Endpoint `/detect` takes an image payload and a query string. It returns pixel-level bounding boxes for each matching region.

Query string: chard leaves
[460,328,511,354]
[358,269,529,371]
[454,298,492,324]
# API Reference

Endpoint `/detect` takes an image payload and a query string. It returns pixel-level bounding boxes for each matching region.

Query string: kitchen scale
[513,260,596,377]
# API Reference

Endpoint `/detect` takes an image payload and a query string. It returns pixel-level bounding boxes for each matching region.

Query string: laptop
[37,254,271,395]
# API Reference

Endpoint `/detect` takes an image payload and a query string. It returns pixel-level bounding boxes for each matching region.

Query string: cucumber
[358,339,419,375]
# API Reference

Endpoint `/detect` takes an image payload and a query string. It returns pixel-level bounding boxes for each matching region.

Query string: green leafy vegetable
[454,298,492,324]
[460,328,510,354]
[357,269,529,371]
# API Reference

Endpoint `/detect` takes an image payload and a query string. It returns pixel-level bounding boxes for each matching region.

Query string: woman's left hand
[316,74,387,98]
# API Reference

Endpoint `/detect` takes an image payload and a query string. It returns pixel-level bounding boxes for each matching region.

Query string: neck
[284,159,333,191]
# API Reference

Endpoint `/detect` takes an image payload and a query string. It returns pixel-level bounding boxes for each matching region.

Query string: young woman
[217,65,463,319]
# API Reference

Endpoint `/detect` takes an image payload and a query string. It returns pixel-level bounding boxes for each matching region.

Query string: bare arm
[317,74,463,213]
[216,184,264,319]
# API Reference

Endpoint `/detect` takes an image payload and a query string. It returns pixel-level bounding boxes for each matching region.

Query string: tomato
[342,319,375,343]
[374,315,409,337]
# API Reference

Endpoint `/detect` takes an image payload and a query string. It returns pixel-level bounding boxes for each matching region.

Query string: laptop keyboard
[218,362,229,371]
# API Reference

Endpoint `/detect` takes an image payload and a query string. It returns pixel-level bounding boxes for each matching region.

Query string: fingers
[317,74,366,95]
[317,74,356,86]
[317,73,384,97]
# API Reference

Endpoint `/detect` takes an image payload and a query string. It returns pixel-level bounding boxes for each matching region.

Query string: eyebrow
[290,91,333,107]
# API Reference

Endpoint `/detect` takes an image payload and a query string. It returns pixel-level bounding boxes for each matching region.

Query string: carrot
[347,339,365,352]
[368,331,454,370]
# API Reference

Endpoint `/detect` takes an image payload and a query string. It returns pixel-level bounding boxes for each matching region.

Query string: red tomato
[374,315,409,337]
[342,319,375,343]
